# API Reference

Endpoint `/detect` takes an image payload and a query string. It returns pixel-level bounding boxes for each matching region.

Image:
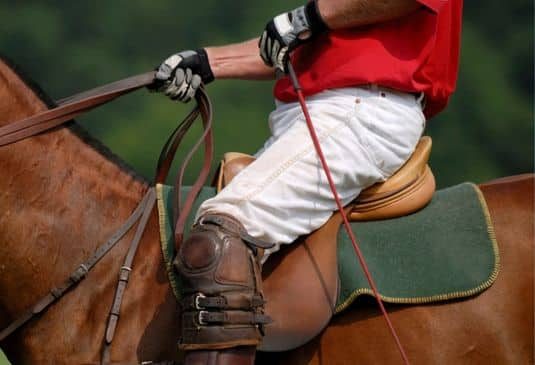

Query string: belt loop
[416,92,426,109]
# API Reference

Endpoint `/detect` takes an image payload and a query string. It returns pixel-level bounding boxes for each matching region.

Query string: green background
[0,1,532,363]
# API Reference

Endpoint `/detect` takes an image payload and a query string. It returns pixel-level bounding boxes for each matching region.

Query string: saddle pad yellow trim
[157,183,499,312]
[156,183,182,300]
[156,184,220,300]
[334,183,500,313]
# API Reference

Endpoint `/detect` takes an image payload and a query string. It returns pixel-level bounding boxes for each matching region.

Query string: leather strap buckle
[194,293,206,310]
[69,264,89,284]
[198,310,210,326]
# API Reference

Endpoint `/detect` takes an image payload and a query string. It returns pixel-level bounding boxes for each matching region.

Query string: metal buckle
[194,293,206,310]
[197,310,209,326]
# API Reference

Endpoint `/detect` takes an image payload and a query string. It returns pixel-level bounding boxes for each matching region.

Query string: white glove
[153,49,214,103]
[259,1,327,72]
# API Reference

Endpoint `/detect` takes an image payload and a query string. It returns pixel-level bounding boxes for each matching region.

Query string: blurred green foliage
[0,1,532,360]
[0,1,532,189]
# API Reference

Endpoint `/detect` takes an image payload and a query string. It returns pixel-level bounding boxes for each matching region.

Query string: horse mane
[0,52,147,184]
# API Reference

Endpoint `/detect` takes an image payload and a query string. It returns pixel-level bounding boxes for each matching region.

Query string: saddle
[216,136,435,221]
[214,136,436,351]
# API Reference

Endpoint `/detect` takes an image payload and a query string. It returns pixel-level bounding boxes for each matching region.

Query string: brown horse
[0,56,533,364]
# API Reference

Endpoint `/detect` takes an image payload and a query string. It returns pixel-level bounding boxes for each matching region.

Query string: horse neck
[0,60,180,364]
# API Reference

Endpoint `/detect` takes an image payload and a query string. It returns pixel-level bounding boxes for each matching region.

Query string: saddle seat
[213,137,436,351]
[216,136,436,221]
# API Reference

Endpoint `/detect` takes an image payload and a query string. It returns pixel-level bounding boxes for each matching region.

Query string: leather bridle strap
[0,188,155,342]
[0,71,155,146]
[0,71,215,365]
[101,188,157,365]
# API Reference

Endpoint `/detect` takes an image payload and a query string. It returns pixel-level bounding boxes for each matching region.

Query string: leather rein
[0,71,213,364]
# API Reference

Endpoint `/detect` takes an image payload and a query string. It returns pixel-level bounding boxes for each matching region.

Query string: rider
[153,0,462,364]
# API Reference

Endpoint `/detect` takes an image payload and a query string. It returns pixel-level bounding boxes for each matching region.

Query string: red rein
[287,62,411,365]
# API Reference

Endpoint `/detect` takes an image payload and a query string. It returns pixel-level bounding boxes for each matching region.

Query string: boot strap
[182,292,266,311]
[184,310,272,326]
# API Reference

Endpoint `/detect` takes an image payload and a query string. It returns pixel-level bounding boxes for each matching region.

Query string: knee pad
[174,214,274,350]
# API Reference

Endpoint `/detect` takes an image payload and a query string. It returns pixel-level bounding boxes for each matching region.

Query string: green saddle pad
[156,183,499,312]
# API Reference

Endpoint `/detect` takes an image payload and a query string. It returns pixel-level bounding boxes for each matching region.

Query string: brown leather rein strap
[101,188,157,365]
[0,72,215,365]
[0,71,155,146]
[173,89,213,247]
[150,86,213,248]
[0,188,155,342]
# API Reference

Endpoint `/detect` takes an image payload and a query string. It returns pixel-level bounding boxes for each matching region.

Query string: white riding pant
[197,86,426,262]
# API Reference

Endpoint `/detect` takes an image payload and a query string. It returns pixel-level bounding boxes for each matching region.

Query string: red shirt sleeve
[417,0,447,13]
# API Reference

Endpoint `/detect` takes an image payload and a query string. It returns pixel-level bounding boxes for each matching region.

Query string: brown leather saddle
[214,136,436,351]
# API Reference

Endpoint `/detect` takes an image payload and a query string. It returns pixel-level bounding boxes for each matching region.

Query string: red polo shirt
[274,0,463,119]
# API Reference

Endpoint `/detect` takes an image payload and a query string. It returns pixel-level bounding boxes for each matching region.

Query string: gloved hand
[259,1,327,72]
[152,49,214,102]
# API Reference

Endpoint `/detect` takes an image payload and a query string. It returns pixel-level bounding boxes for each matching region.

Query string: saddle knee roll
[174,214,273,350]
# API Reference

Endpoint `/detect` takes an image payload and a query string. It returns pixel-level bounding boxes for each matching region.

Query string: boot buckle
[194,293,206,310]
[198,310,210,326]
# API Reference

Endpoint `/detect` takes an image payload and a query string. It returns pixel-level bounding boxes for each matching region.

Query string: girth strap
[0,188,155,342]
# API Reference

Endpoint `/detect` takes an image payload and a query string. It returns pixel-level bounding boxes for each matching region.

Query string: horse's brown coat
[0,58,533,364]
[258,174,534,365]
[0,59,181,364]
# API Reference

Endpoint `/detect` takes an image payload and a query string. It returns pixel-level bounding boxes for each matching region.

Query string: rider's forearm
[204,1,422,80]
[205,38,275,80]
[317,0,421,29]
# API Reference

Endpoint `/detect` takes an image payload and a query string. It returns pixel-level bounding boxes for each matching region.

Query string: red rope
[288,63,410,365]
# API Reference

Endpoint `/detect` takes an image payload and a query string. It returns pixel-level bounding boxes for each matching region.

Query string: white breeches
[197,86,426,261]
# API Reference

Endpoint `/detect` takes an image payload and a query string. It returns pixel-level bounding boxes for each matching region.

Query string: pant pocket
[350,97,425,179]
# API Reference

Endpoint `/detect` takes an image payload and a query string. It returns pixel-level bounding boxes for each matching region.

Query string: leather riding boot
[173,214,274,358]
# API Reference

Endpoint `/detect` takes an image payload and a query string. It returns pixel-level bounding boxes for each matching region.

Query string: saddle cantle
[350,136,435,221]
[216,136,436,220]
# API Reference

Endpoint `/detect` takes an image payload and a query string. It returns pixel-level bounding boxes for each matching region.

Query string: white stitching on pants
[236,119,347,203]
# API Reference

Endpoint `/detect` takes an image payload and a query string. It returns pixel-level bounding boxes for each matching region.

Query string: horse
[0,55,532,364]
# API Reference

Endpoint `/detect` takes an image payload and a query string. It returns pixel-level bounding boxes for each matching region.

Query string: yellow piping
[156,184,182,300]
[334,183,501,313]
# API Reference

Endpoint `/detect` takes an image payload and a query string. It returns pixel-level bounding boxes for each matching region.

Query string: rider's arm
[317,0,422,30]
[204,0,424,80]
[259,0,424,71]
[154,0,428,101]
[205,38,275,80]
